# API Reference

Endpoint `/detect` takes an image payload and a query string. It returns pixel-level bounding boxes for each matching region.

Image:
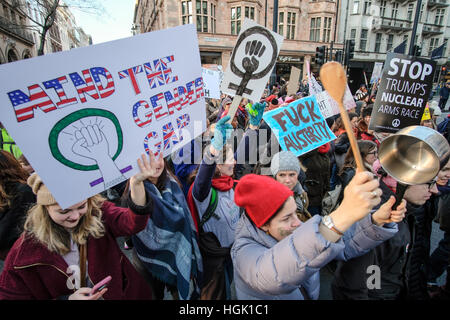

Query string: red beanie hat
[234,174,293,228]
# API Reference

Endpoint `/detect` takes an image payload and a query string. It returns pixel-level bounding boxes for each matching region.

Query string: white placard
[202,67,221,99]
[221,19,284,102]
[0,24,206,209]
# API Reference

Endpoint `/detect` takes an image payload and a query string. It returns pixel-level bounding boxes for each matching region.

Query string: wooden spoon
[320,62,365,172]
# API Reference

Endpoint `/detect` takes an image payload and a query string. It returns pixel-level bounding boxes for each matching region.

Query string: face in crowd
[350,115,359,130]
[47,200,88,230]
[261,196,300,242]
[275,170,298,191]
[437,159,450,186]
[364,147,378,166]
[217,146,236,177]
[404,179,439,206]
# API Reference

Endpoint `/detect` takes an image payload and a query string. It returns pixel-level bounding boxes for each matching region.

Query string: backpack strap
[199,187,220,228]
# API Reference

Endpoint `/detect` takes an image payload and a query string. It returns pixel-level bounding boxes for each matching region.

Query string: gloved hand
[246,102,266,126]
[211,115,233,151]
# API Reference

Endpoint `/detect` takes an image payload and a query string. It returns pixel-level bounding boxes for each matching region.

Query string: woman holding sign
[125,151,203,301]
[231,172,406,300]
[0,153,157,300]
[186,102,266,299]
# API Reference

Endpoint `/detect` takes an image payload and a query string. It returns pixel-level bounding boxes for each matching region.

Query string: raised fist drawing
[243,40,266,74]
[72,124,111,162]
[72,124,124,188]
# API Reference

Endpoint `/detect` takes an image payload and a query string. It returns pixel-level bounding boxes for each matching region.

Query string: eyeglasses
[367,151,378,156]
[426,180,437,190]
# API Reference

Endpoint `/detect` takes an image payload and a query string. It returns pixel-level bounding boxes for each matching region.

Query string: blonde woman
[0,153,157,300]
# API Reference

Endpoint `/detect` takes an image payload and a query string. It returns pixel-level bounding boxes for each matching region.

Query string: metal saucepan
[378,125,450,208]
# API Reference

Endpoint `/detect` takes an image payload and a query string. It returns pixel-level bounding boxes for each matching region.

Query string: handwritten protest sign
[0,24,206,209]
[369,53,436,133]
[262,95,336,157]
[370,62,384,84]
[306,61,355,118]
[202,67,221,99]
[221,18,283,103]
[287,66,301,96]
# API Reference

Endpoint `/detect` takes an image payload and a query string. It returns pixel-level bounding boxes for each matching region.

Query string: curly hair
[0,150,29,213]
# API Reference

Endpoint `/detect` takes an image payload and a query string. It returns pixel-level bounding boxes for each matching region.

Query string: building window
[287,12,296,40]
[387,34,394,52]
[211,3,216,33]
[429,38,439,57]
[231,6,241,35]
[350,28,356,42]
[407,3,414,21]
[310,17,321,42]
[322,17,331,42]
[181,1,193,25]
[419,3,424,22]
[278,12,284,36]
[196,0,208,32]
[380,1,386,17]
[435,9,445,25]
[443,39,448,57]
[375,33,382,53]
[352,0,359,14]
[391,3,398,19]
[244,6,255,20]
[360,29,368,51]
[403,34,409,47]
[363,1,371,15]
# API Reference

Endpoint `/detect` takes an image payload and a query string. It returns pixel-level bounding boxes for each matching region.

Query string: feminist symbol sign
[221,19,283,102]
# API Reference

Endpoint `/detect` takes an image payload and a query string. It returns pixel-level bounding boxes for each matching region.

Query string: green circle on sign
[49,108,123,171]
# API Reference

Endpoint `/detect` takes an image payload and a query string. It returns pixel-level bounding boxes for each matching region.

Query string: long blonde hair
[23,195,106,255]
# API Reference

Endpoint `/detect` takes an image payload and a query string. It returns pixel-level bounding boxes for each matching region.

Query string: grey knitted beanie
[270,151,300,176]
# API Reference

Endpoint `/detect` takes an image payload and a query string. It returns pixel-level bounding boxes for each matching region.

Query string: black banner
[369,53,436,133]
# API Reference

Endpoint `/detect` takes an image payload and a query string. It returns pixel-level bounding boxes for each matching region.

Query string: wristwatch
[322,215,344,236]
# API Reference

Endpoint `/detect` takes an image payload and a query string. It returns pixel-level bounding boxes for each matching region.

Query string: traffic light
[347,40,355,60]
[335,50,343,63]
[315,45,326,66]
[344,39,355,66]
[441,66,447,75]
[413,45,422,56]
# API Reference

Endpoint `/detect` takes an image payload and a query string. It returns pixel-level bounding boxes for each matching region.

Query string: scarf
[187,175,236,233]
[318,142,330,154]
[132,178,203,300]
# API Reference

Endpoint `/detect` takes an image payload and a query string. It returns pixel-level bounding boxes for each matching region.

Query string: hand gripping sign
[221,19,283,120]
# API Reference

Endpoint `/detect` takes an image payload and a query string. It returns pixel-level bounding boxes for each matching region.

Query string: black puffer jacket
[332,180,437,300]
[299,149,330,207]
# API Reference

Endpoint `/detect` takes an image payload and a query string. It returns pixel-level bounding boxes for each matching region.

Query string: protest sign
[221,18,283,103]
[306,62,355,118]
[202,67,221,99]
[370,62,384,84]
[287,66,301,96]
[369,53,436,133]
[262,95,336,157]
[0,24,206,209]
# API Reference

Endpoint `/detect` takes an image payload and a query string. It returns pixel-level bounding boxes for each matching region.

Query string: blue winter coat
[231,214,398,300]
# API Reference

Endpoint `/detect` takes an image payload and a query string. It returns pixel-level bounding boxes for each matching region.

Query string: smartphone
[90,276,112,295]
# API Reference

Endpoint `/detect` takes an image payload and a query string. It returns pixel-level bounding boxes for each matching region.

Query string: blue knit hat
[270,151,300,176]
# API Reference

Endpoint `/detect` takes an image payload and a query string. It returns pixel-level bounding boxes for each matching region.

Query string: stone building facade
[338,0,450,91]
[0,0,91,64]
[133,0,342,81]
